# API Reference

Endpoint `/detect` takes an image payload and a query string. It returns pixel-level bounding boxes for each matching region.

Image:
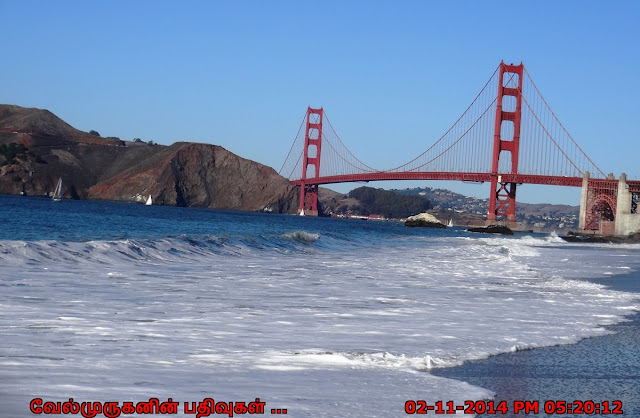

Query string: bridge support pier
[299,183,319,216]
[578,171,590,230]
[487,61,523,224]
[615,173,640,235]
[488,178,517,223]
[297,107,324,216]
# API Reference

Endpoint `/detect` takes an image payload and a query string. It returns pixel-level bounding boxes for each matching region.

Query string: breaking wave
[0,232,326,266]
[283,231,320,243]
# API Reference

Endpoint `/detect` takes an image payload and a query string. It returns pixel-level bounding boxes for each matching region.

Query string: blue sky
[2,1,638,205]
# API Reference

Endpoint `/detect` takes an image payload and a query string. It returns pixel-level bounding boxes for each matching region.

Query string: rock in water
[404,213,446,228]
[559,231,640,243]
[467,225,514,235]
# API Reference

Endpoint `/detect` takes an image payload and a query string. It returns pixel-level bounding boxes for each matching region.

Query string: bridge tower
[298,107,324,216]
[488,62,523,224]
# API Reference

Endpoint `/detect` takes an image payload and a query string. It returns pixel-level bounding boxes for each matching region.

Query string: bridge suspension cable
[278,110,307,180]
[280,63,606,185]
[518,68,606,178]
[383,65,501,174]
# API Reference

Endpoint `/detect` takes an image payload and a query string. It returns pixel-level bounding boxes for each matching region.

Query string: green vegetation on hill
[0,143,27,164]
[393,186,579,230]
[0,142,44,165]
[344,186,431,219]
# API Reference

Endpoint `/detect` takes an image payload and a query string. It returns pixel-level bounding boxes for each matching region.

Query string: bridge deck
[292,173,585,187]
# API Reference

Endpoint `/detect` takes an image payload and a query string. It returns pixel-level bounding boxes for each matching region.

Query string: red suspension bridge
[279,62,640,233]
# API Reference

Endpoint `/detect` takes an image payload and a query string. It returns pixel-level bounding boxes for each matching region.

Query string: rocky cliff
[87,142,298,212]
[0,104,298,213]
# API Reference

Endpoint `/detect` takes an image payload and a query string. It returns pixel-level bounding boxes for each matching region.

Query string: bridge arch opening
[498,151,513,173]
[500,120,515,142]
[502,95,517,113]
[502,72,520,88]
[307,144,318,159]
[305,165,317,179]
[308,128,320,140]
[586,197,615,233]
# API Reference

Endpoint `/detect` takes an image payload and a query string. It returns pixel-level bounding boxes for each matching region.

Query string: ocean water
[1,195,639,417]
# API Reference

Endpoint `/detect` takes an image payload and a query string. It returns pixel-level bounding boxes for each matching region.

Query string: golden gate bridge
[279,62,640,234]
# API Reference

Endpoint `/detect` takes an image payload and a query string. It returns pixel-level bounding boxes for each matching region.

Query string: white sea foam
[0,233,639,417]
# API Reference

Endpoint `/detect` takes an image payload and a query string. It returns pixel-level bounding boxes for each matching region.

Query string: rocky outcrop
[0,104,299,213]
[88,143,298,212]
[560,231,640,243]
[404,213,446,228]
[467,225,514,235]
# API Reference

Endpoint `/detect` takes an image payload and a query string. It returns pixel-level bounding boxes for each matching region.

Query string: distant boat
[447,219,453,227]
[52,178,62,202]
[299,208,305,216]
[145,195,152,206]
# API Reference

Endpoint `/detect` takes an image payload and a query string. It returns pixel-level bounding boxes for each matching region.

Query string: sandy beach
[432,271,640,417]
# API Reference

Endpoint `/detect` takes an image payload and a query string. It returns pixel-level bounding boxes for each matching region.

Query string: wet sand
[431,272,640,417]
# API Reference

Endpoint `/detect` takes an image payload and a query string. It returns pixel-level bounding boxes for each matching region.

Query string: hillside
[0,104,298,212]
[345,186,431,218]
[393,187,579,229]
[0,104,580,227]
[315,185,579,230]
[0,104,124,146]
[316,186,431,219]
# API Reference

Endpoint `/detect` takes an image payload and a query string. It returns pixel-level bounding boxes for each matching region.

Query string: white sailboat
[52,178,62,202]
[145,195,152,206]
[447,219,453,227]
[299,208,305,216]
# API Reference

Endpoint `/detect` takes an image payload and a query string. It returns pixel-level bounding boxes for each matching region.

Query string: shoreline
[560,231,640,244]
[430,270,640,417]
